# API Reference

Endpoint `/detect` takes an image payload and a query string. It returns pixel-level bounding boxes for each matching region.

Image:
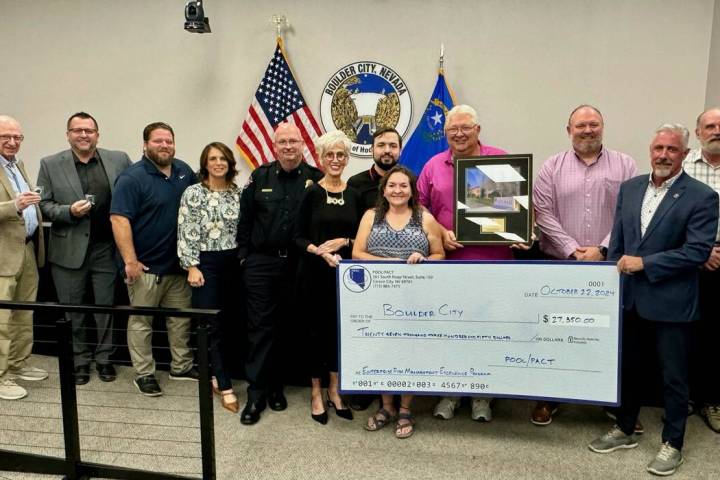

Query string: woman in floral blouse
[177,142,241,413]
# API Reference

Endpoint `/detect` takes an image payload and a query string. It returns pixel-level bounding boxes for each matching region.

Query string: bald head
[272,122,304,171]
[274,122,301,139]
[0,115,23,160]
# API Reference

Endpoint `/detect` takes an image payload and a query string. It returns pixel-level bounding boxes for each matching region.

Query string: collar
[443,142,485,165]
[369,165,383,181]
[648,169,683,189]
[700,149,720,168]
[0,154,16,168]
[141,155,176,177]
[572,146,604,166]
[72,150,99,165]
[276,162,304,178]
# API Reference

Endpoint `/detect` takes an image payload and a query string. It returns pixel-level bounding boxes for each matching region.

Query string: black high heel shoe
[311,398,328,425]
[327,394,354,420]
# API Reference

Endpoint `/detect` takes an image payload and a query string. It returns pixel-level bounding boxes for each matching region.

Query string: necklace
[325,189,345,206]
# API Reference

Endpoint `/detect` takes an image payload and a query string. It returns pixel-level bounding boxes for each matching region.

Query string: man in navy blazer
[589,124,719,476]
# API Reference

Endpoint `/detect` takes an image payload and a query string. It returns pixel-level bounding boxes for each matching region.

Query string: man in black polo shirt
[38,112,132,385]
[348,127,402,211]
[237,122,322,425]
[110,122,198,396]
[346,127,402,411]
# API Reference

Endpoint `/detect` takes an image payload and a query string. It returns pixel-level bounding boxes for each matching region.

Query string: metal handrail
[0,300,219,480]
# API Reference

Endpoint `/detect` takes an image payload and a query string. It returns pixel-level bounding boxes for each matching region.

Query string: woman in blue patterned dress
[352,165,445,438]
[178,142,241,413]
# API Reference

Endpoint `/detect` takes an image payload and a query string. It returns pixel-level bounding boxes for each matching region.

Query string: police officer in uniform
[237,123,323,425]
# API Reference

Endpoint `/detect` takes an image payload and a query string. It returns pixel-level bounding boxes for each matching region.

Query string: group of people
[0,103,719,476]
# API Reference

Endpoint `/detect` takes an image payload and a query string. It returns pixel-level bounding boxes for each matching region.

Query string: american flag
[236,39,323,169]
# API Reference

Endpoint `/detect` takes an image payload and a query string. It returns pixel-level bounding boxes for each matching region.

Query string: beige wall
[706,0,720,109]
[0,0,716,184]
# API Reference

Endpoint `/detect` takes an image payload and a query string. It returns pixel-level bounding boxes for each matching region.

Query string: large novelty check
[337,261,621,405]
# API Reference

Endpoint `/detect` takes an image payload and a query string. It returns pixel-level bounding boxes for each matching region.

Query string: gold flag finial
[270,14,289,40]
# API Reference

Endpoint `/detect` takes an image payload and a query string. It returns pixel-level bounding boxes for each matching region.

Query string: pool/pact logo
[342,265,372,293]
[320,61,412,157]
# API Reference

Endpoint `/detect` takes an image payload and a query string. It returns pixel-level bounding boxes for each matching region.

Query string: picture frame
[453,154,533,244]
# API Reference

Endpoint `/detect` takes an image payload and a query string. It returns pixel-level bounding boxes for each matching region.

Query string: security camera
[185,1,211,34]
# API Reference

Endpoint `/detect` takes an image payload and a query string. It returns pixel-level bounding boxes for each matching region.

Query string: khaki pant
[126,273,193,377]
[0,242,38,377]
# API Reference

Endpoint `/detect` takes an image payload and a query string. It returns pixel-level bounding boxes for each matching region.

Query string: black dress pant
[298,257,338,379]
[191,249,239,391]
[693,269,720,406]
[243,253,296,403]
[616,308,691,450]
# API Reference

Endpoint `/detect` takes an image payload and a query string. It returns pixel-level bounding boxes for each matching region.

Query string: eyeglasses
[68,128,98,135]
[276,139,301,147]
[323,152,347,160]
[446,125,476,135]
[0,134,24,143]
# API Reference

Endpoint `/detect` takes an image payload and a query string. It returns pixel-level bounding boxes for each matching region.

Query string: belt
[257,247,289,258]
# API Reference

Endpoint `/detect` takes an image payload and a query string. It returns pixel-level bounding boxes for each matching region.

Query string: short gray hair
[0,115,20,128]
[655,123,689,148]
[697,107,720,127]
[446,104,479,126]
[315,130,351,159]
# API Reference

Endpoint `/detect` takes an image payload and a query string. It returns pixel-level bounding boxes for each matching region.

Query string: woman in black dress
[295,130,364,424]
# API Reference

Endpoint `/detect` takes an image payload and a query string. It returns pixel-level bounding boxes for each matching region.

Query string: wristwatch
[598,246,608,258]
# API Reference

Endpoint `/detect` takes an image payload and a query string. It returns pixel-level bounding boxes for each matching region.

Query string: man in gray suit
[37,112,131,385]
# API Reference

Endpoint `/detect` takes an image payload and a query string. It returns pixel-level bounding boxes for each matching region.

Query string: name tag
[261,188,273,193]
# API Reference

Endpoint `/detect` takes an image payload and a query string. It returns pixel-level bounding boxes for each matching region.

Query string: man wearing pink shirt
[417,104,508,422]
[531,104,637,425]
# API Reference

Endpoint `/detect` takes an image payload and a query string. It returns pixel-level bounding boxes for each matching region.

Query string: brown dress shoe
[221,391,239,413]
[531,401,559,425]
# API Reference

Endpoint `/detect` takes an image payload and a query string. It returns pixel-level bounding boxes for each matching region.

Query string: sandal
[365,407,396,431]
[395,411,416,439]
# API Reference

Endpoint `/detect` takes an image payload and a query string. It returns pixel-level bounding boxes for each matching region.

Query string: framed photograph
[454,154,533,244]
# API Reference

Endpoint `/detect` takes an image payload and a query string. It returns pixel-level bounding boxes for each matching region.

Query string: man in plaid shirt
[682,107,720,434]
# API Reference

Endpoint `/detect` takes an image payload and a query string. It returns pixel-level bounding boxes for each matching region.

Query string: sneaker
[433,396,459,420]
[699,404,720,433]
[588,425,638,453]
[471,397,493,422]
[133,375,163,397]
[0,377,27,400]
[9,366,48,381]
[646,442,683,476]
[169,367,199,381]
